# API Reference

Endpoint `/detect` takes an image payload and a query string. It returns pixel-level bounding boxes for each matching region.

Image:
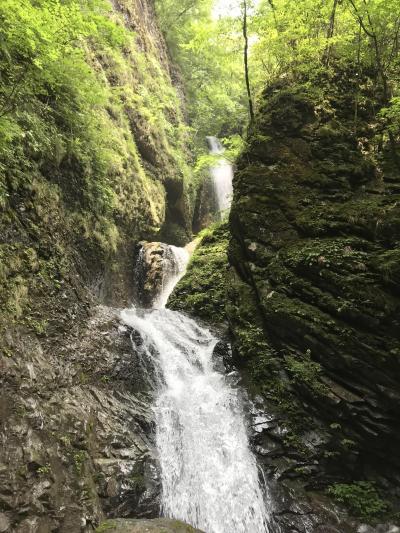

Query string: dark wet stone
[96,518,203,533]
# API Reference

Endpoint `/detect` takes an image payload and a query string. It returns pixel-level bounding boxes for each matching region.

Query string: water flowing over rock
[193,137,234,231]
[122,242,272,533]
[207,136,234,218]
[134,242,189,308]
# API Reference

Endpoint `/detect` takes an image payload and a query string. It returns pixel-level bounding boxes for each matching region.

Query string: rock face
[229,71,400,528]
[134,242,169,307]
[133,241,189,308]
[192,176,220,233]
[0,2,193,528]
[0,305,160,532]
[170,69,400,530]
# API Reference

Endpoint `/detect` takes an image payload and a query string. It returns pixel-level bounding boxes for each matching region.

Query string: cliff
[0,1,193,531]
[171,67,400,531]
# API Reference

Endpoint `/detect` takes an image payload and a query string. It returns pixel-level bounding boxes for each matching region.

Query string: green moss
[285,351,328,396]
[95,521,117,533]
[37,463,51,475]
[226,66,400,517]
[130,473,146,491]
[73,451,87,475]
[169,223,229,322]
[328,482,389,520]
[0,0,195,344]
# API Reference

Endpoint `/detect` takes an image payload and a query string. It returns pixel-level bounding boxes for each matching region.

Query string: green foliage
[73,450,87,474]
[0,0,191,235]
[37,463,51,475]
[155,0,400,162]
[250,0,400,151]
[328,482,389,519]
[285,351,328,396]
[0,0,194,333]
[169,223,229,320]
[155,0,248,154]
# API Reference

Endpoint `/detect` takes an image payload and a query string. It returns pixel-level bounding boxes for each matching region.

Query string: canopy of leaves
[156,0,400,159]
[155,0,248,154]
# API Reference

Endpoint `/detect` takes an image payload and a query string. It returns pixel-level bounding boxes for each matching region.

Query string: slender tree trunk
[242,0,255,124]
[354,22,362,134]
[324,0,339,66]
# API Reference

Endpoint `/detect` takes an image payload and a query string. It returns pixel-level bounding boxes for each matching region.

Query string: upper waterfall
[206,136,234,217]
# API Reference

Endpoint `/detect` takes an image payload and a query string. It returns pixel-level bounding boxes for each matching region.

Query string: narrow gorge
[1,0,400,532]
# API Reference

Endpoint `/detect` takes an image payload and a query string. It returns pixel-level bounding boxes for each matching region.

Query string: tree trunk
[324,0,339,66]
[347,0,399,165]
[242,0,255,124]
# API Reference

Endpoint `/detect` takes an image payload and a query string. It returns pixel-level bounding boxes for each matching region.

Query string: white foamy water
[153,245,189,309]
[122,242,271,532]
[207,136,234,216]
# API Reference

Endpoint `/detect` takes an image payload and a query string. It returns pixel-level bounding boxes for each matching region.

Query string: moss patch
[328,482,389,520]
[169,223,229,322]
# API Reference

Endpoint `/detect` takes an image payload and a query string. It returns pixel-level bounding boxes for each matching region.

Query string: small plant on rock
[328,481,389,520]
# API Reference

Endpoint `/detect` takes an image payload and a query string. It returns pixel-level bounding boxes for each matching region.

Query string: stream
[120,141,271,532]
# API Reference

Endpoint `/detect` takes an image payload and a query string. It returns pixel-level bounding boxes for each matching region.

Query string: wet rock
[97,518,203,532]
[212,340,233,372]
[134,242,188,307]
[192,176,220,232]
[0,306,160,532]
[134,242,166,306]
[0,514,10,533]
[358,526,400,533]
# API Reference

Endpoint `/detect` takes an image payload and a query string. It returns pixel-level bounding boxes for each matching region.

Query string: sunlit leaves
[155,0,247,153]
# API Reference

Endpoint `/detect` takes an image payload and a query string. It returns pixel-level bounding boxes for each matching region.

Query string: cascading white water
[153,245,189,309]
[207,136,234,216]
[121,243,271,533]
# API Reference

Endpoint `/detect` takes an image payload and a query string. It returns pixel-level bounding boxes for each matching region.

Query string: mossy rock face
[0,0,192,531]
[96,518,203,533]
[0,0,194,335]
[227,69,400,528]
[169,223,229,323]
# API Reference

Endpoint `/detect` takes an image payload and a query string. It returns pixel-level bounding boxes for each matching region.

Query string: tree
[242,0,255,124]
[323,0,340,66]
[346,0,400,162]
[155,0,248,153]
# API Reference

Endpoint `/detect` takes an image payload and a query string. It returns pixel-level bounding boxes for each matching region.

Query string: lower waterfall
[121,243,271,533]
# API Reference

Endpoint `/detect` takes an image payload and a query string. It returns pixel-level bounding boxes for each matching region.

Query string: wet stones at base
[96,518,204,532]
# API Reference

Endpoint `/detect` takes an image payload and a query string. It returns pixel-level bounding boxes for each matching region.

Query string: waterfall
[206,136,234,217]
[133,242,189,309]
[121,243,271,533]
[153,245,189,309]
